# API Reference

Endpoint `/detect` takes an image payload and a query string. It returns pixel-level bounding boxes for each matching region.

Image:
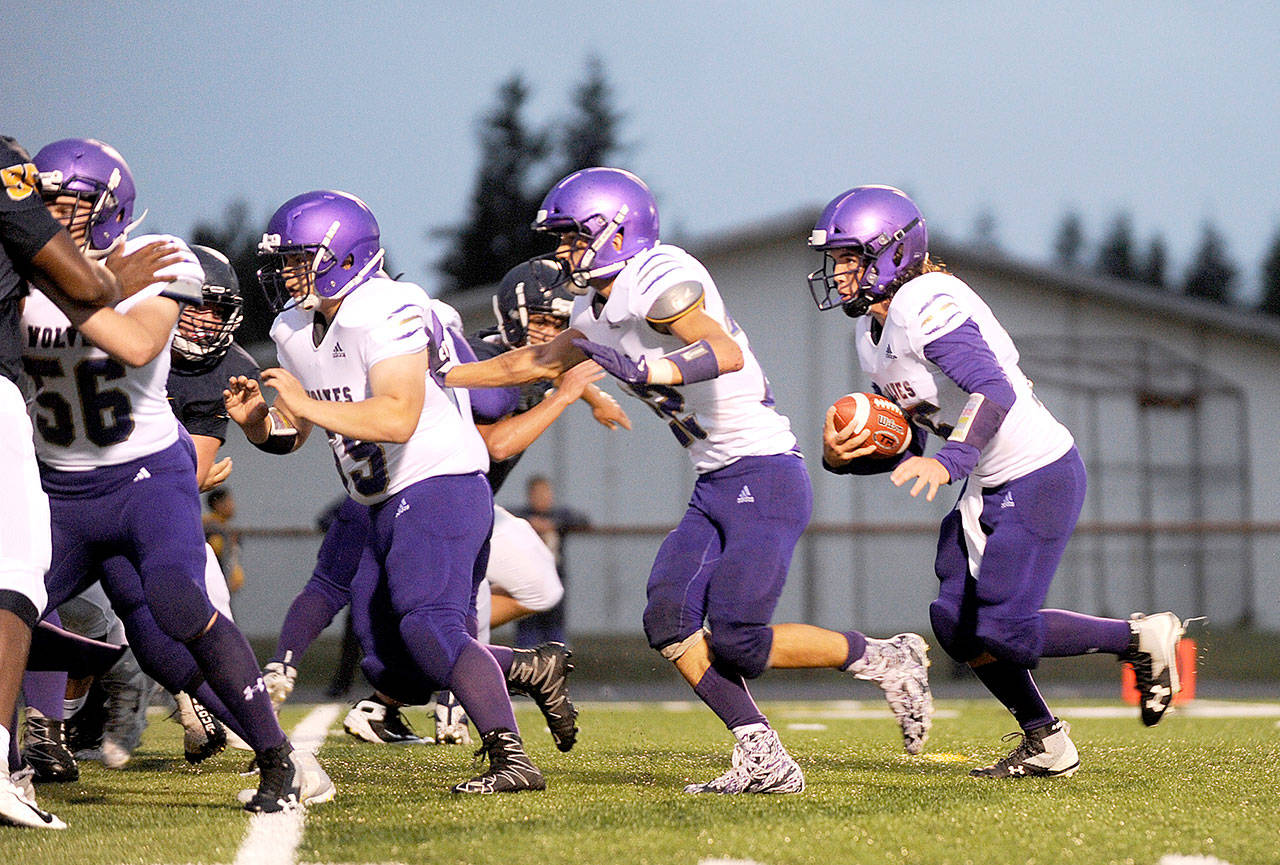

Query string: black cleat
[969,719,1080,779]
[450,729,545,794]
[21,714,79,783]
[506,642,579,752]
[242,746,298,813]
[1120,611,1186,727]
[343,697,427,744]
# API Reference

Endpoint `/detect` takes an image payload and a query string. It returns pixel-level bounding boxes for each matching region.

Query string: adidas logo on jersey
[736,485,755,504]
[332,342,346,358]
[1000,491,1015,509]
[395,498,410,518]
[132,467,152,483]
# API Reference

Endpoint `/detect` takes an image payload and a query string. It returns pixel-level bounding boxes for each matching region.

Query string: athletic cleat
[684,728,805,794]
[262,660,297,710]
[21,713,79,783]
[450,729,545,794]
[969,718,1080,779]
[66,679,108,757]
[242,746,299,813]
[1121,611,1186,726]
[849,633,933,755]
[434,691,472,745]
[506,642,579,752]
[0,775,65,830]
[173,691,227,764]
[343,698,426,745]
[98,668,152,769]
[9,764,36,801]
[239,749,334,806]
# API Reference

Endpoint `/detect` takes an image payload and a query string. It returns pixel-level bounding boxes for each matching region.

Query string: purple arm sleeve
[922,318,1015,481]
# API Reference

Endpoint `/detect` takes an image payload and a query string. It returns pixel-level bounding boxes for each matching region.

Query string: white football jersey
[854,271,1073,487]
[571,243,796,473]
[21,234,201,470]
[270,277,488,505]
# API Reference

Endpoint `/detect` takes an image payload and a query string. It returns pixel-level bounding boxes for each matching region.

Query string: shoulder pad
[645,280,705,334]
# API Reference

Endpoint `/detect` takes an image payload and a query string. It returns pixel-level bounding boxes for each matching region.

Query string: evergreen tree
[1259,228,1280,316]
[436,75,551,294]
[1182,222,1236,304]
[191,200,274,347]
[551,55,626,180]
[971,209,999,249]
[1096,213,1136,281]
[1053,211,1085,267]
[1137,235,1168,289]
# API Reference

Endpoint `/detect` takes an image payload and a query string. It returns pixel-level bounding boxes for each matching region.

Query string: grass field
[6,697,1276,865]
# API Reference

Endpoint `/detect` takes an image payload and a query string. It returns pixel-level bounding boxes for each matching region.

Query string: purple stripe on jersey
[636,252,678,283]
[638,264,681,292]
[919,294,966,336]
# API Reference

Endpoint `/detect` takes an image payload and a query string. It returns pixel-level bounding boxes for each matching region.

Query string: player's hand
[587,386,631,430]
[890,456,951,502]
[426,312,452,386]
[571,337,649,386]
[822,405,876,466]
[200,456,233,492]
[260,367,311,419]
[224,375,268,426]
[262,661,296,710]
[105,240,181,299]
[554,359,605,401]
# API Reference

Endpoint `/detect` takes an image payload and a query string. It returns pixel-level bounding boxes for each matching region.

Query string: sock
[969,659,1055,732]
[693,662,767,731]
[64,694,88,718]
[22,670,67,719]
[274,589,338,665]
[186,614,287,754]
[839,630,870,671]
[486,645,515,677]
[0,724,10,774]
[730,722,770,743]
[1039,609,1133,657]
[444,640,517,735]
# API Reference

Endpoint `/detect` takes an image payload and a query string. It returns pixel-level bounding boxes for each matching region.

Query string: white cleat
[970,718,1080,778]
[433,692,472,746]
[344,698,427,745]
[0,774,66,829]
[237,749,333,806]
[1122,611,1187,726]
[684,729,805,794]
[850,633,934,755]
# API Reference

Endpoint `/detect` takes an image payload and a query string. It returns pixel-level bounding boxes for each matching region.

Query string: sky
[8,1,1280,299]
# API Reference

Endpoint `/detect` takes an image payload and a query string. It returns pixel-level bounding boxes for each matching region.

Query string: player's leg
[0,379,64,829]
[120,449,301,811]
[380,475,542,793]
[20,610,76,783]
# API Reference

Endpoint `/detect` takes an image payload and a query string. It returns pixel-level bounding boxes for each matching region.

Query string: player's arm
[443,327,586,388]
[189,433,230,491]
[28,229,121,307]
[477,360,607,461]
[265,350,426,445]
[70,295,181,368]
[225,375,312,454]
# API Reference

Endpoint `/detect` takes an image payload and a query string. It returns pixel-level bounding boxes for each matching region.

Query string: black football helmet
[492,258,574,347]
[173,245,245,369]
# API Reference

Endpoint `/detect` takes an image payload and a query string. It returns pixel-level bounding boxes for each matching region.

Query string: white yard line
[233,704,342,865]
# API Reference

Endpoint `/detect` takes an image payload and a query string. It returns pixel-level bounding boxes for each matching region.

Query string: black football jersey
[167,342,261,441]
[1,135,63,383]
[467,331,553,495]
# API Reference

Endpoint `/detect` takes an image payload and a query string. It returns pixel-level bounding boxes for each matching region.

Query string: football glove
[262,661,297,709]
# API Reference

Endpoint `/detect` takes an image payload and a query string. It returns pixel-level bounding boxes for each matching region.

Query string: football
[831,392,912,457]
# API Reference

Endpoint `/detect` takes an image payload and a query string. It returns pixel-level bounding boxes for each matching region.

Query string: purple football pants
[643,452,812,680]
[930,446,1087,668]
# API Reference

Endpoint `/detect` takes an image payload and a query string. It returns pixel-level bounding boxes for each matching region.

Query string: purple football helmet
[532,167,659,292]
[33,138,138,254]
[807,185,927,317]
[257,190,384,313]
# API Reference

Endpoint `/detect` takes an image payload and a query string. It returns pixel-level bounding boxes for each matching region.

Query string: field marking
[1158,856,1234,864]
[1055,701,1280,719]
[233,704,342,865]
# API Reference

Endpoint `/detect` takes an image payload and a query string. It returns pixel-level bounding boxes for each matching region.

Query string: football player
[260,257,622,750]
[228,189,546,793]
[24,138,324,813]
[443,167,935,795]
[0,133,164,829]
[59,244,260,769]
[808,184,1189,777]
